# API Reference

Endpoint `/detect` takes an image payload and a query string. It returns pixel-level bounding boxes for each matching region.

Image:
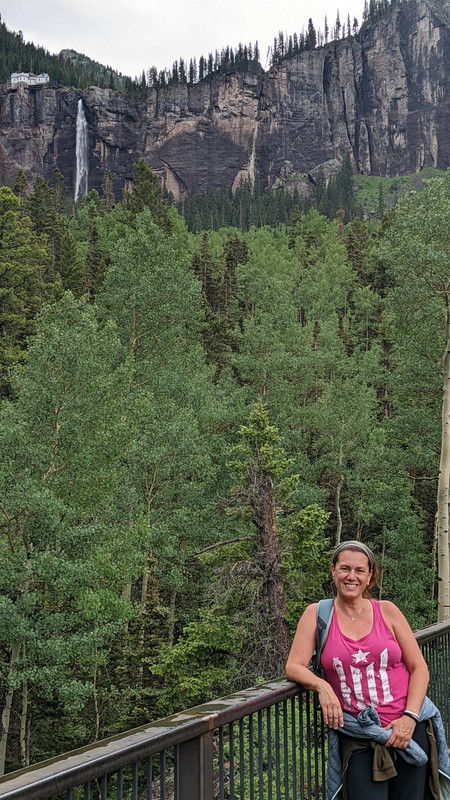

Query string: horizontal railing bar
[0,680,299,799]
[414,619,450,645]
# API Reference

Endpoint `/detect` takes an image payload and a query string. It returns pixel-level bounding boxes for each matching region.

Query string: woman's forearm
[404,663,430,715]
[285,662,327,693]
[286,663,344,729]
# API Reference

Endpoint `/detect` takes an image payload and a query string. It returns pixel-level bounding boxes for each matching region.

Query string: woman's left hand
[384,715,417,749]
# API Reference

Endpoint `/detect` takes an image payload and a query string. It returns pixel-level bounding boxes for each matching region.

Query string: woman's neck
[335,596,369,620]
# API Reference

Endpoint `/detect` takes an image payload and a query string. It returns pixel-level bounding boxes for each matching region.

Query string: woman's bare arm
[380,600,429,713]
[285,603,344,728]
[380,600,429,748]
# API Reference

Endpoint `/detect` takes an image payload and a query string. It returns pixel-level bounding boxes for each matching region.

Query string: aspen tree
[382,171,450,621]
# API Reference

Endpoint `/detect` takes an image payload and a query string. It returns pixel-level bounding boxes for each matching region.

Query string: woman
[285,540,450,800]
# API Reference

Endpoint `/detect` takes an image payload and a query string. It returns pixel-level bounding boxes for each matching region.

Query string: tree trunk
[0,643,21,777]
[92,646,100,741]
[20,679,28,769]
[437,308,450,621]
[137,556,150,686]
[378,530,386,599]
[167,591,177,650]
[335,478,343,546]
[356,516,362,541]
[335,436,344,546]
[252,476,291,674]
[122,583,132,634]
[431,511,438,605]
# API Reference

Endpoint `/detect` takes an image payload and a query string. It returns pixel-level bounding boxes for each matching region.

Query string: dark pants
[345,721,430,800]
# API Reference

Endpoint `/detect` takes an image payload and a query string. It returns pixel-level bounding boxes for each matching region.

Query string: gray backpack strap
[311,598,334,675]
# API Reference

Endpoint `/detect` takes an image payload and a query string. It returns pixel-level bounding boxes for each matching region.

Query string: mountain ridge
[0,0,448,202]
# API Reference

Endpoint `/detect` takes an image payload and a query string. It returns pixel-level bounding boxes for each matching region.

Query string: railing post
[178,731,214,800]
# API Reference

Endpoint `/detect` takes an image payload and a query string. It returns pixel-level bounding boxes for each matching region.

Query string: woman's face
[331,549,372,600]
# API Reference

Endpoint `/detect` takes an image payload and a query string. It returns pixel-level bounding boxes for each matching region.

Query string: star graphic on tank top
[352,648,370,664]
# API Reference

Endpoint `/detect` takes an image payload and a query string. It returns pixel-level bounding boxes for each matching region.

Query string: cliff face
[0,0,448,201]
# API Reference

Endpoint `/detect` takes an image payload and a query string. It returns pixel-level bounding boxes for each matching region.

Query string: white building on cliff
[10,72,49,87]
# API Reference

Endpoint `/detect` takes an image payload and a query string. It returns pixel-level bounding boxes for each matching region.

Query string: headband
[332,540,375,570]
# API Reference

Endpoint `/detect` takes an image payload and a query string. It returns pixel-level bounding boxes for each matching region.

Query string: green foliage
[122,160,173,234]
[148,42,261,90]
[12,169,28,209]
[379,170,450,620]
[177,167,446,238]
[25,175,82,290]
[282,504,332,627]
[318,154,361,222]
[0,186,61,396]
[180,156,412,234]
[178,180,301,232]
[353,168,445,222]
[381,171,450,459]
[228,398,296,487]
[191,232,248,376]
[0,293,138,768]
[151,612,234,714]
[0,156,444,770]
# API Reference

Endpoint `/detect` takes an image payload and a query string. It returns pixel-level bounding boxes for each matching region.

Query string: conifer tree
[84,205,107,300]
[226,400,295,676]
[305,19,317,50]
[13,169,28,212]
[101,170,115,213]
[122,159,172,234]
[55,218,84,295]
[52,168,66,216]
[378,180,386,219]
[0,187,57,396]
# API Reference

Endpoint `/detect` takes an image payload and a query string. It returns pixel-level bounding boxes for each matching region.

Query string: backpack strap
[311,598,334,675]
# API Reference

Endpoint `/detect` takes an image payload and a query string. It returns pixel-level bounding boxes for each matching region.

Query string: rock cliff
[0,0,448,201]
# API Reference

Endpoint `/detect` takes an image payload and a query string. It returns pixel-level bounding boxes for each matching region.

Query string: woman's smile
[332,551,372,598]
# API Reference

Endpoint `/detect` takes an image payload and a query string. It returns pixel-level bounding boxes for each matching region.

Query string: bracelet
[403,710,419,722]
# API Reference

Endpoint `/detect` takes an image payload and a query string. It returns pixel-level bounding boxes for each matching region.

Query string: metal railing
[0,619,449,800]
[415,619,450,740]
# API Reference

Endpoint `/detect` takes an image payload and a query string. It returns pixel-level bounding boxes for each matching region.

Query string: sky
[2,0,365,78]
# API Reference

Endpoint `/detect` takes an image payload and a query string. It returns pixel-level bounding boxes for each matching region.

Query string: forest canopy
[0,162,449,774]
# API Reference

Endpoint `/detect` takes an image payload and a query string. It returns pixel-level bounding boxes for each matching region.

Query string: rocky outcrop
[0,0,448,201]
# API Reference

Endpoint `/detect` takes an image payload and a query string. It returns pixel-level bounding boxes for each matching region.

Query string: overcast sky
[2,0,365,78]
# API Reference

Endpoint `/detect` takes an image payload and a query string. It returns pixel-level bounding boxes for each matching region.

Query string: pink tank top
[321,599,409,725]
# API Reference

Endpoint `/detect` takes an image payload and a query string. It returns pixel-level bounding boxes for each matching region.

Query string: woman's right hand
[285,604,343,729]
[317,681,344,729]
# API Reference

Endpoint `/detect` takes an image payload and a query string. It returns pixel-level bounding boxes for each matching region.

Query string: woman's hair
[331,540,379,597]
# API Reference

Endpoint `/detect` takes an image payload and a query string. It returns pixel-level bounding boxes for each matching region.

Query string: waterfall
[247,121,259,189]
[74,98,89,201]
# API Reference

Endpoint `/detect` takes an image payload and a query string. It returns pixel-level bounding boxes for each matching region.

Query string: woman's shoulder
[378,599,403,618]
[297,600,335,630]
[295,602,319,629]
[378,601,425,663]
[302,602,319,618]
[303,599,334,615]
[378,599,411,636]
